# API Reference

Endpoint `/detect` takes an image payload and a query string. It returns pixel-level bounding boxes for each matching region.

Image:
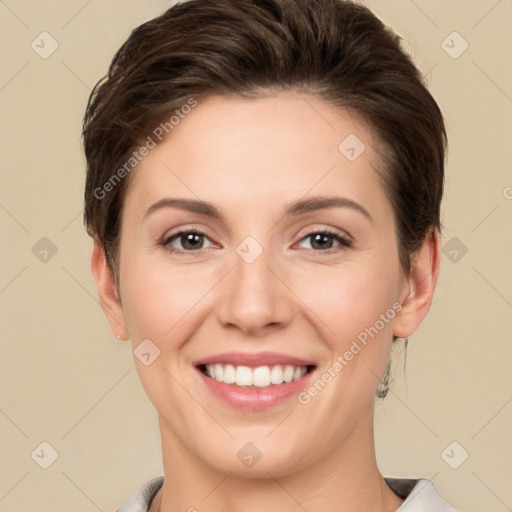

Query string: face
[96,92,433,478]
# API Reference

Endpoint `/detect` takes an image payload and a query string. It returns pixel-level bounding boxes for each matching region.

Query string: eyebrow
[143,195,372,223]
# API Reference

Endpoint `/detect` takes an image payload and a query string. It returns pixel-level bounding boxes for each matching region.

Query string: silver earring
[376,359,391,399]
[375,337,408,399]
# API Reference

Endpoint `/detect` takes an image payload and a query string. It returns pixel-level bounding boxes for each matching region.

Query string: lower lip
[196,368,315,410]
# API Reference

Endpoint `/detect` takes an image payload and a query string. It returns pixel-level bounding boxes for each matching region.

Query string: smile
[193,352,317,410]
[199,363,314,388]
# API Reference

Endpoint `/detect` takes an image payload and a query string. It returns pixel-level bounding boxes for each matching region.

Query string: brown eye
[163,230,214,253]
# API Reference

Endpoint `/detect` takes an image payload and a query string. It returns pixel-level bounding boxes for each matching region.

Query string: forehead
[125,92,389,218]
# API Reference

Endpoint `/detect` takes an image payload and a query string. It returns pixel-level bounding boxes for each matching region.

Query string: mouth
[192,351,317,409]
[197,363,316,388]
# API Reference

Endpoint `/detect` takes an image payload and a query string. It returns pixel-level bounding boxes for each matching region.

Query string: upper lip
[193,351,316,368]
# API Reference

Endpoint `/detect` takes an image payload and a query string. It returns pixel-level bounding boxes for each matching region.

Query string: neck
[154,408,403,512]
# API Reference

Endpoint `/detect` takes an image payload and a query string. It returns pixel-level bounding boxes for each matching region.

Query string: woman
[83,0,457,510]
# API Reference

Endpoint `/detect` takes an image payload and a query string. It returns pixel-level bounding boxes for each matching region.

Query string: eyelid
[291,226,353,251]
[162,224,215,241]
[293,224,353,244]
[161,225,217,249]
[161,224,353,255]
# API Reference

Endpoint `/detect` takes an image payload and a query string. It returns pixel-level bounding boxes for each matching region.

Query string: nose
[215,244,294,337]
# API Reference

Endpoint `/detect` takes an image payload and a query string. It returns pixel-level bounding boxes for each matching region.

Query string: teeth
[214,363,224,381]
[270,365,284,384]
[223,364,235,384]
[235,366,253,386]
[283,365,295,383]
[204,363,310,388]
[252,366,271,387]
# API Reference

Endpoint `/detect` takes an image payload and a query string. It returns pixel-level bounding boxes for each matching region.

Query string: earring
[376,359,391,399]
[375,337,408,399]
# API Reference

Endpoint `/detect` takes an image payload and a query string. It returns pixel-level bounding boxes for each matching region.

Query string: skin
[92,92,440,512]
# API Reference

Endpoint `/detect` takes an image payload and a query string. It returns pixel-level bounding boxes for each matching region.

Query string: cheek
[292,259,400,396]
[121,263,209,342]
[119,261,212,419]
[293,256,401,341]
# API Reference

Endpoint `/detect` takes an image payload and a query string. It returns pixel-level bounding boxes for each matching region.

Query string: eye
[161,228,352,255]
[162,229,215,253]
[297,229,352,252]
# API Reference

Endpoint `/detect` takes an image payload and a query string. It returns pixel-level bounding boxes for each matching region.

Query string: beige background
[1,1,511,511]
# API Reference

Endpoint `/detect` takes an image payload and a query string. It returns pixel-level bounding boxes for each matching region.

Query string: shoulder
[116,476,164,512]
[385,477,460,511]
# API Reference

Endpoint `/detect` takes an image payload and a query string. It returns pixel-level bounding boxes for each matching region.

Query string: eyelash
[161,228,353,255]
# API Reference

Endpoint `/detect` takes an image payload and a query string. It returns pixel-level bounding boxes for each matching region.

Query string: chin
[193,435,315,479]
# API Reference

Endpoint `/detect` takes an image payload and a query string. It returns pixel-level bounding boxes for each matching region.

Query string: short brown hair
[83,0,446,276]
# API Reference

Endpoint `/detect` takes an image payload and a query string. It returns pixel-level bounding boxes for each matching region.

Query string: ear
[90,237,130,341]
[393,228,441,338]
